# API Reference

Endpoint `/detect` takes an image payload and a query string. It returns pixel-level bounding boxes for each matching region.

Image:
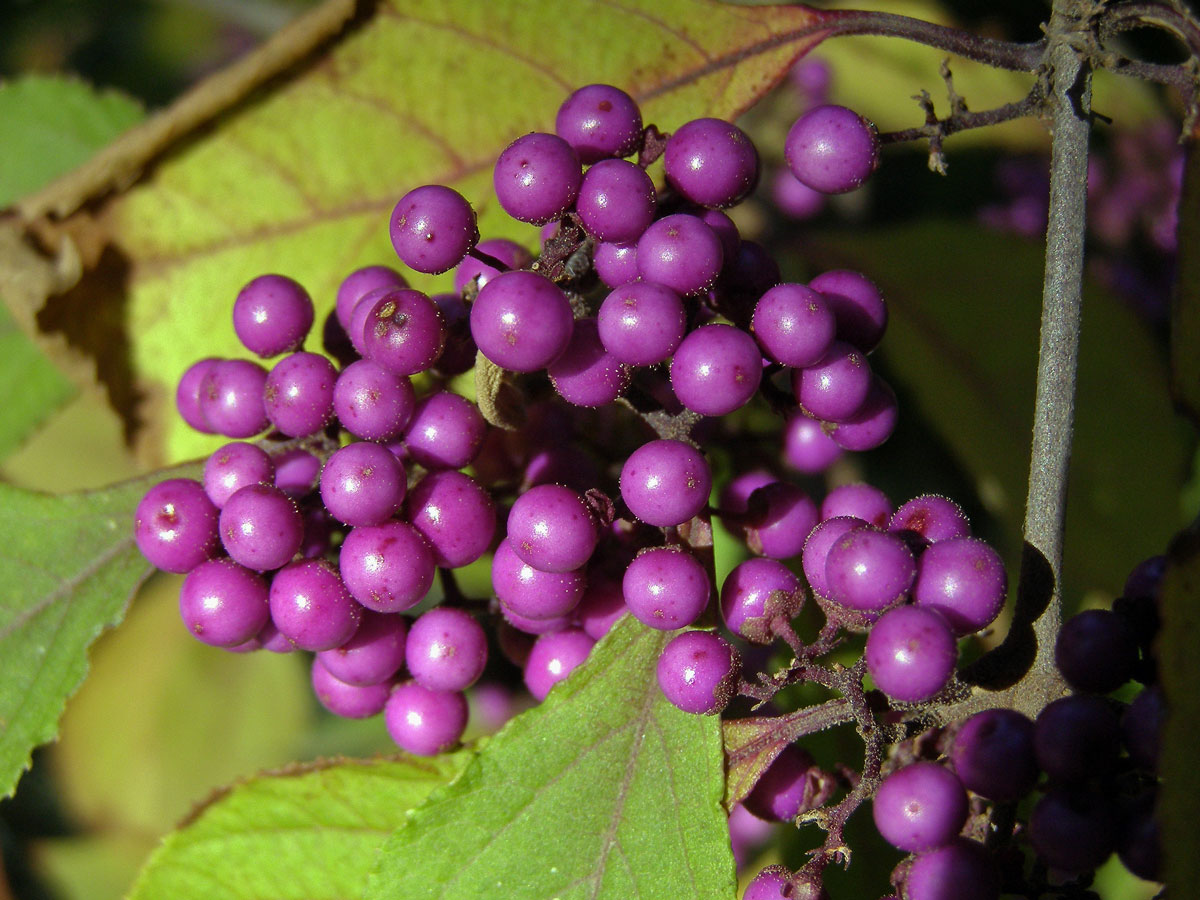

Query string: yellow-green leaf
[127,753,473,900]
[364,616,734,900]
[27,0,833,464]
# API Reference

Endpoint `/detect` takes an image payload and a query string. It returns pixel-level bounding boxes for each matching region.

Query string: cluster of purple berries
[135,269,499,756]
[737,552,1167,900]
[133,76,1171,900]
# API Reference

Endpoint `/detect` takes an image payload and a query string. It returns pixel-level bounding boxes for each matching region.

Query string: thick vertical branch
[1018,0,1093,671]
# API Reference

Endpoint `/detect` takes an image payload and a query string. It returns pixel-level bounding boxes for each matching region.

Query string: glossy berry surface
[547,317,630,408]
[493,132,581,224]
[269,558,362,652]
[492,538,587,621]
[311,659,393,719]
[636,214,724,296]
[865,605,957,702]
[619,439,712,528]
[178,559,270,648]
[316,609,408,687]
[406,607,488,693]
[720,557,804,643]
[664,117,759,208]
[389,184,479,274]
[507,483,597,574]
[405,470,496,569]
[655,629,739,714]
[263,351,337,437]
[950,708,1038,802]
[824,526,916,612]
[319,441,406,527]
[470,270,574,372]
[523,628,595,701]
[784,104,879,194]
[913,537,1007,635]
[597,281,686,365]
[218,482,304,572]
[872,761,968,852]
[670,324,763,417]
[339,520,436,613]
[555,83,643,163]
[134,478,220,574]
[623,547,711,630]
[232,274,314,358]
[384,681,469,755]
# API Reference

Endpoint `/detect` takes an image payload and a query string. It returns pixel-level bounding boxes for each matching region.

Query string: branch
[822,9,1044,71]
[1015,0,1093,673]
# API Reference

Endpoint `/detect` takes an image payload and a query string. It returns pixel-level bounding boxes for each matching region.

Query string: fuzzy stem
[1018,0,1093,671]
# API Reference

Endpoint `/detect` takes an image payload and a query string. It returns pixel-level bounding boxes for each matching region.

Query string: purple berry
[890,494,971,546]
[311,659,393,719]
[547,317,630,408]
[820,483,891,528]
[178,559,270,648]
[904,839,999,900]
[555,84,643,163]
[1029,787,1117,874]
[202,442,275,509]
[664,117,759,208]
[782,411,843,473]
[135,482,222,573]
[493,132,582,225]
[872,761,968,853]
[597,281,686,366]
[827,376,898,451]
[453,237,532,295]
[743,745,819,821]
[406,607,488,693]
[335,265,407,331]
[592,240,639,287]
[656,630,740,714]
[523,627,595,701]
[272,447,321,498]
[576,158,657,243]
[403,390,486,470]
[950,708,1038,803]
[492,538,587,621]
[218,482,304,572]
[636,214,724,296]
[623,546,711,630]
[808,269,887,353]
[784,104,879,194]
[389,184,479,274]
[319,441,406,527]
[913,537,1007,635]
[384,681,469,755]
[470,270,574,372]
[801,516,867,601]
[333,359,416,442]
[751,283,836,368]
[740,482,819,560]
[794,340,873,422]
[619,439,712,528]
[824,526,916,612]
[720,557,804,643]
[199,359,269,438]
[507,484,598,574]
[1033,694,1120,782]
[865,605,958,703]
[360,288,446,377]
[269,558,362,652]
[339,521,436,613]
[405,470,496,569]
[1054,609,1137,693]
[232,274,314,358]
[670,323,763,417]
[316,609,408,687]
[176,358,220,433]
[263,351,337,437]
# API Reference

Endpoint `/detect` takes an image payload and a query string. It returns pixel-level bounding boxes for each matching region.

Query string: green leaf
[30,0,831,463]
[810,222,1189,597]
[51,574,310,840]
[0,464,198,799]
[1160,522,1200,895]
[364,617,734,900]
[127,753,473,900]
[0,302,75,462]
[0,74,143,208]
